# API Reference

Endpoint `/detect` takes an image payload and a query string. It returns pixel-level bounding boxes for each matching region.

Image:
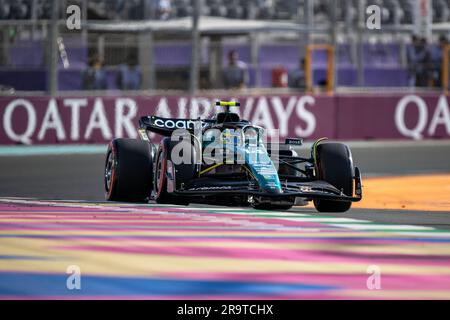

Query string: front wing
[174,168,363,203]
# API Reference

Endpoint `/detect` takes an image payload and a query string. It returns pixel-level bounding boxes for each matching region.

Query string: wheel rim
[155,152,163,194]
[105,151,114,192]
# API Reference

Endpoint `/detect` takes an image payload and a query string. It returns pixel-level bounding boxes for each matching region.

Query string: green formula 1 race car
[104,101,362,212]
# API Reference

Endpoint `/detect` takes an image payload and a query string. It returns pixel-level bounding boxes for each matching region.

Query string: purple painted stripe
[162,272,450,291]
[0,293,339,300]
[4,233,447,245]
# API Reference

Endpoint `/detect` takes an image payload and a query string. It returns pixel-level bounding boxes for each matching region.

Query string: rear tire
[153,144,191,206]
[154,145,172,204]
[105,139,153,202]
[313,142,354,213]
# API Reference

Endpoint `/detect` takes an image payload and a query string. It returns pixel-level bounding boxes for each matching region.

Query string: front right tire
[313,142,354,213]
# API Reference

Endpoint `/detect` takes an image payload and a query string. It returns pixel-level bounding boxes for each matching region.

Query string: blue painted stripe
[0,272,338,296]
[0,255,53,261]
[0,145,107,156]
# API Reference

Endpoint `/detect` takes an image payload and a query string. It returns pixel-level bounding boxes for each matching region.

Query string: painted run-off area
[354,174,450,212]
[0,172,450,300]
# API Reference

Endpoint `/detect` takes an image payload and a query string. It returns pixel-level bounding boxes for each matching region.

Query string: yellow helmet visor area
[216,101,241,107]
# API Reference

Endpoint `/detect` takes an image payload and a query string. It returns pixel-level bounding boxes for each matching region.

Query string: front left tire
[105,138,153,202]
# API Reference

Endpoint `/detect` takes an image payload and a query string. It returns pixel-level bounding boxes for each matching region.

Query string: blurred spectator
[109,0,126,19]
[417,38,433,87]
[223,50,249,90]
[431,35,448,88]
[258,0,275,19]
[288,58,306,90]
[128,0,146,20]
[10,0,28,19]
[157,0,172,20]
[407,36,432,87]
[0,84,14,94]
[0,0,11,19]
[407,35,420,86]
[81,54,108,90]
[116,53,142,90]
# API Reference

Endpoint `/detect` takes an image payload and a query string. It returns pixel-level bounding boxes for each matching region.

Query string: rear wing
[139,116,215,137]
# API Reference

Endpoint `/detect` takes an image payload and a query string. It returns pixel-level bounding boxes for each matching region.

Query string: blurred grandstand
[0,0,449,93]
[0,0,448,23]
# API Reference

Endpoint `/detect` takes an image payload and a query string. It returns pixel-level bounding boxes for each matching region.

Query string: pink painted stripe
[0,212,332,228]
[0,215,200,220]
[0,225,316,233]
[0,207,121,213]
[3,234,441,246]
[0,206,348,231]
[0,221,277,228]
[0,214,189,219]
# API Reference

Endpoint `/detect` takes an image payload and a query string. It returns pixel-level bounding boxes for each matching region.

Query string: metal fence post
[357,0,366,87]
[189,0,201,95]
[304,0,313,46]
[47,0,59,96]
[330,0,338,92]
[139,31,155,90]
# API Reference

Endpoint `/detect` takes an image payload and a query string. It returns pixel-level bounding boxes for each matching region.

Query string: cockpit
[215,112,241,124]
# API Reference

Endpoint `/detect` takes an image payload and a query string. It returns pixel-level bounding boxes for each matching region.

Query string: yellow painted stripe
[2,252,450,277]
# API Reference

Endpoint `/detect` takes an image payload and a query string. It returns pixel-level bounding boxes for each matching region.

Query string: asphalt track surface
[0,141,450,299]
[0,141,449,227]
